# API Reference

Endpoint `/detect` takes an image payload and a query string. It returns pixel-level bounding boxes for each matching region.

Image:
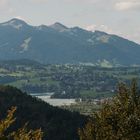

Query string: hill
[0,85,87,140]
[0,18,140,66]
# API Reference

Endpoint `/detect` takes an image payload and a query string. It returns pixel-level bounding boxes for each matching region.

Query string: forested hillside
[0,85,87,140]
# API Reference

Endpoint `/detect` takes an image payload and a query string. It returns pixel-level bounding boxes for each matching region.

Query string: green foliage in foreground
[79,80,140,140]
[0,107,43,140]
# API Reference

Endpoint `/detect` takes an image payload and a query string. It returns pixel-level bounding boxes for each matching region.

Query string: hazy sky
[0,0,140,43]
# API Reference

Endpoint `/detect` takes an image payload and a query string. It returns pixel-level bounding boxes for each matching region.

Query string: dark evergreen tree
[79,80,140,140]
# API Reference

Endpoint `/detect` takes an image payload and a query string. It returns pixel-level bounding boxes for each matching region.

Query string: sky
[0,0,140,43]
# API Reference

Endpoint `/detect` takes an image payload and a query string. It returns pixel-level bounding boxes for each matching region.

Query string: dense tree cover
[1,60,140,99]
[79,80,140,140]
[0,85,87,140]
[0,106,43,140]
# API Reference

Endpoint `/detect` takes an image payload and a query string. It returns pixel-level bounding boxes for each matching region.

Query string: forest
[0,85,87,140]
[0,60,140,99]
[0,80,140,140]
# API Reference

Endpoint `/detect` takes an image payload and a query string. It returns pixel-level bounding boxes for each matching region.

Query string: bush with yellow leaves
[0,107,43,140]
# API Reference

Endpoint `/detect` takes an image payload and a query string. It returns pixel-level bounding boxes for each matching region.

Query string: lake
[31,93,76,106]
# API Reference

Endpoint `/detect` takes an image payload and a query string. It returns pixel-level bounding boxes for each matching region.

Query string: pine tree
[79,80,140,140]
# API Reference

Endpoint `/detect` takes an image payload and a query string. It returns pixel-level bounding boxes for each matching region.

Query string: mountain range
[0,18,140,66]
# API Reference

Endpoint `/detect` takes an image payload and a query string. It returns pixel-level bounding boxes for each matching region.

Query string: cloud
[86,24,114,34]
[115,0,140,11]
[86,23,140,44]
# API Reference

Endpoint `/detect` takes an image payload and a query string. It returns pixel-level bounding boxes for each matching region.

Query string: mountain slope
[0,18,140,66]
[0,85,86,140]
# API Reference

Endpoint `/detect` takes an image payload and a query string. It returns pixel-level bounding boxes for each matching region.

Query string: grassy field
[0,60,140,99]
[62,102,102,115]
[80,90,115,99]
